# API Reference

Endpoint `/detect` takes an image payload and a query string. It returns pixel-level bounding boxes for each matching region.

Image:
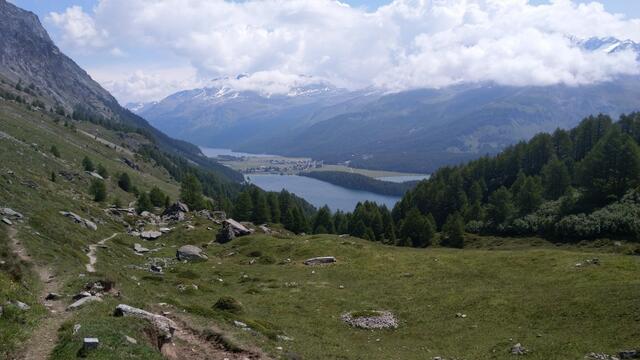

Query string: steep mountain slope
[0,0,237,180]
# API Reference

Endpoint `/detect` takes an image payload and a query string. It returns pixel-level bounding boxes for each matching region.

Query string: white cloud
[46,6,108,50]
[47,0,640,102]
[89,66,203,103]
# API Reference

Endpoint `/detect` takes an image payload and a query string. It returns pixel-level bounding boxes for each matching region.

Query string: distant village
[241,158,324,174]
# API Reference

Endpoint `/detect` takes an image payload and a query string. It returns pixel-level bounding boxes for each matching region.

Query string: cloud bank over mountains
[46,0,640,103]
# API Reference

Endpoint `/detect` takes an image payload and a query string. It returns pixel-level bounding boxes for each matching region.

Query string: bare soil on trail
[161,312,271,360]
[8,226,71,360]
[86,232,119,273]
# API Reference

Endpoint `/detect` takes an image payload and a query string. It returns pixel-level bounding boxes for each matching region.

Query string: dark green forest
[301,171,417,196]
[277,112,640,247]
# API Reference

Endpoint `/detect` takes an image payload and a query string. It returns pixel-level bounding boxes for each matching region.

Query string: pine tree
[82,156,95,172]
[516,176,543,215]
[50,145,60,158]
[267,193,281,223]
[149,187,166,207]
[541,157,571,200]
[136,192,152,214]
[313,206,334,234]
[578,127,640,205]
[89,179,106,202]
[399,208,434,248]
[252,192,271,224]
[487,186,514,226]
[96,164,109,179]
[234,191,253,221]
[441,213,465,248]
[118,172,131,192]
[180,174,205,210]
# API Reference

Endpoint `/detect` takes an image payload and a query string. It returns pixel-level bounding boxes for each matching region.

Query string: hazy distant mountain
[132,77,382,147]
[133,37,640,173]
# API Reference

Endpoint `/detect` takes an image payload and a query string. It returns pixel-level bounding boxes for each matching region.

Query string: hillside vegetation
[301,171,417,196]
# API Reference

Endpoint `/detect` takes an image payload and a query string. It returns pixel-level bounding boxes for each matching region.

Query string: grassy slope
[1,99,640,359]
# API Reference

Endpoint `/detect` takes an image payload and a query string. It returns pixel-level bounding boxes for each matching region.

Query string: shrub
[213,296,243,314]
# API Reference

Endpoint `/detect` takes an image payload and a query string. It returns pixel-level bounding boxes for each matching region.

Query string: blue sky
[13,1,640,19]
[10,0,640,103]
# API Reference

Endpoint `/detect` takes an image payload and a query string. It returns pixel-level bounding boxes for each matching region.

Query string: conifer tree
[82,156,95,172]
[441,213,465,248]
[234,191,253,221]
[541,157,571,200]
[180,174,205,210]
[89,179,106,202]
[136,192,152,213]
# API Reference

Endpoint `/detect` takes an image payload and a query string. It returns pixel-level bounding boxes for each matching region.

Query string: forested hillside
[283,112,640,247]
[301,171,416,196]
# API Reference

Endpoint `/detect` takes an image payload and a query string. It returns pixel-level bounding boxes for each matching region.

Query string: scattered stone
[59,211,97,230]
[259,225,271,233]
[134,243,149,253]
[511,343,527,355]
[67,296,102,311]
[159,227,171,233]
[277,335,294,342]
[185,224,195,230]
[618,350,639,359]
[162,202,189,221]
[45,293,61,301]
[234,320,248,328]
[341,310,398,329]
[456,313,467,318]
[339,234,349,238]
[303,256,337,266]
[73,324,81,334]
[72,291,92,300]
[114,304,177,341]
[150,265,163,273]
[84,219,98,231]
[124,335,138,345]
[12,300,31,310]
[176,245,208,262]
[121,157,140,171]
[2,217,12,225]
[83,337,99,350]
[1,208,23,219]
[140,230,162,240]
[86,171,104,180]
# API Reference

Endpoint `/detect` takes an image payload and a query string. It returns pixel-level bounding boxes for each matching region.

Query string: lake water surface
[245,174,401,212]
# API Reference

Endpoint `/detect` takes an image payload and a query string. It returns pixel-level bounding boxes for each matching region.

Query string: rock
[125,335,137,344]
[511,343,527,355]
[2,217,12,225]
[12,300,30,310]
[176,245,208,262]
[341,310,398,329]
[303,256,337,265]
[162,202,189,221]
[185,224,195,230]
[619,350,639,359]
[233,320,248,328]
[73,324,81,334]
[140,231,162,240]
[83,337,99,350]
[259,225,271,233]
[224,219,251,236]
[45,293,61,300]
[159,227,171,233]
[216,224,236,244]
[1,207,23,219]
[113,304,177,341]
[84,219,98,231]
[72,291,92,300]
[67,296,102,310]
[133,243,149,253]
[86,171,104,180]
[150,264,163,273]
[455,313,467,318]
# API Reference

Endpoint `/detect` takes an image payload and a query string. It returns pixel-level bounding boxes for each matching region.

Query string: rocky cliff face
[0,0,117,117]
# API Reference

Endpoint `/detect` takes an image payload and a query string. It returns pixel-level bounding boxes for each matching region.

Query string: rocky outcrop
[176,245,207,262]
[113,304,176,341]
[60,211,98,231]
[217,219,252,243]
[303,256,337,265]
[341,311,398,329]
[163,202,189,222]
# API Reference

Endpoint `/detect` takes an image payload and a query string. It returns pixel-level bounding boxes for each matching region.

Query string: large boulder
[216,224,235,244]
[163,202,189,221]
[176,245,207,262]
[114,304,176,341]
[1,208,23,219]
